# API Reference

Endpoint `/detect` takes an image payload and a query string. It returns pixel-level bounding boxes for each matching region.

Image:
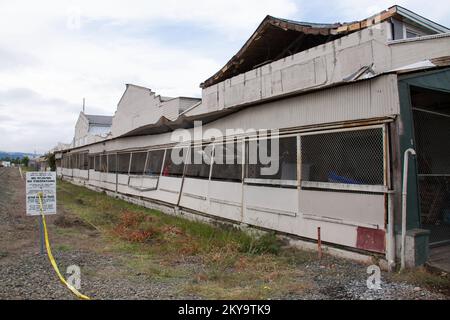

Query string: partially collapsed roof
[201,5,450,89]
[200,16,341,89]
[85,114,113,126]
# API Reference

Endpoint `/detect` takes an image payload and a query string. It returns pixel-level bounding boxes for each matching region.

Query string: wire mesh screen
[108,154,117,173]
[89,155,95,170]
[163,148,187,177]
[100,154,108,173]
[145,150,165,176]
[245,137,297,181]
[129,152,147,175]
[301,128,384,186]
[117,153,131,174]
[185,146,212,180]
[212,142,243,182]
[413,108,450,244]
[79,153,89,170]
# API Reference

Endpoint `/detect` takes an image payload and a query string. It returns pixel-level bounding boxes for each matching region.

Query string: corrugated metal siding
[204,75,400,133]
[73,75,400,154]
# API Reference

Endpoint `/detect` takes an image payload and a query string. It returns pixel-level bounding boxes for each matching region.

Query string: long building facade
[55,6,450,269]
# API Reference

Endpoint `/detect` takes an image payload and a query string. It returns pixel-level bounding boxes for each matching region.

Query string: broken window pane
[185,146,212,180]
[117,153,131,174]
[108,154,117,173]
[246,136,297,181]
[162,148,187,177]
[145,150,165,177]
[129,152,147,175]
[301,128,384,186]
[211,142,243,182]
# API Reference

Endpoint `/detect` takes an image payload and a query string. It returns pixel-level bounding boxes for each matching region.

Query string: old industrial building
[55,6,450,269]
[73,112,113,148]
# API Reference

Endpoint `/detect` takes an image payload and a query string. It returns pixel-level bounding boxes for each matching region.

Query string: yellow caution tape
[37,192,91,300]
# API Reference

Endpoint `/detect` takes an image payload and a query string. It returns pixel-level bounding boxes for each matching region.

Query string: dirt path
[0,168,194,299]
[0,168,448,300]
[0,167,36,257]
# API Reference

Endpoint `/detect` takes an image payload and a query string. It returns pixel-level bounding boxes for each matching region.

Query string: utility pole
[82,98,86,114]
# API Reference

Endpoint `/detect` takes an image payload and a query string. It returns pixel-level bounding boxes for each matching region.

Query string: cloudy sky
[0,0,449,153]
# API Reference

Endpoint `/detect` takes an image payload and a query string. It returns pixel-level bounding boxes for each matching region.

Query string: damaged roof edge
[200,15,341,89]
[200,5,450,89]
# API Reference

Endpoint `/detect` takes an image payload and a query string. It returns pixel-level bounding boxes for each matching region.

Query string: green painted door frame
[397,68,450,232]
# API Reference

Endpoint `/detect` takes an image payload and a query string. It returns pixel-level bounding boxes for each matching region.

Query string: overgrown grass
[56,180,319,299]
[389,267,450,295]
[58,182,283,257]
[20,166,34,173]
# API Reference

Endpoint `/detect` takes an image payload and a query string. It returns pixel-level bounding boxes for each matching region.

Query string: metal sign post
[25,172,57,255]
[38,215,45,255]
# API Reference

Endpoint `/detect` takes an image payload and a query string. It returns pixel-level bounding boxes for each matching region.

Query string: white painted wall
[73,112,111,148]
[111,84,200,137]
[187,22,449,118]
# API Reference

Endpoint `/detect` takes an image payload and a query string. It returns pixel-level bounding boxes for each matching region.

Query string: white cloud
[0,0,448,153]
[0,0,299,36]
[0,0,300,153]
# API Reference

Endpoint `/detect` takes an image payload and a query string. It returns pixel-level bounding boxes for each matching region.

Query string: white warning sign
[26,172,57,216]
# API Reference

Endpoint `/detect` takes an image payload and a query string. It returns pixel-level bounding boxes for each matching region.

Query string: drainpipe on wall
[401,148,417,271]
[387,191,396,271]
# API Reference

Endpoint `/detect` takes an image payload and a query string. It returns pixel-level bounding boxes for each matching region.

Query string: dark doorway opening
[411,86,450,246]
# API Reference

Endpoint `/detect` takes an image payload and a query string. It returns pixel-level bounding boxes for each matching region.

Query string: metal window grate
[129,152,147,175]
[117,153,131,174]
[145,150,165,176]
[212,142,243,182]
[185,146,212,180]
[108,154,117,173]
[94,155,100,171]
[301,128,384,187]
[245,136,297,181]
[163,148,187,177]
[100,154,108,173]
[89,155,95,170]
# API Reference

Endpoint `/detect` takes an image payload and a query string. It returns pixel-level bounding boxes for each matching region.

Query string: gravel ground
[0,168,197,300]
[299,259,446,300]
[0,167,448,300]
[0,251,199,300]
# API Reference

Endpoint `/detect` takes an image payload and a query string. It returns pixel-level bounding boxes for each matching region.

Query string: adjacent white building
[0,161,11,167]
[111,84,200,137]
[73,112,113,148]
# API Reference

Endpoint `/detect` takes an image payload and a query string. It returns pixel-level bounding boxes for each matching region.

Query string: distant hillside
[0,151,39,160]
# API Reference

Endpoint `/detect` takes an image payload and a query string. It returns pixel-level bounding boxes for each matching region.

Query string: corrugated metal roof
[273,17,340,29]
[200,15,342,89]
[85,114,113,126]
[201,6,450,89]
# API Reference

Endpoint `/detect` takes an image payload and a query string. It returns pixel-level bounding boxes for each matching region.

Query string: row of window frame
[60,124,390,193]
